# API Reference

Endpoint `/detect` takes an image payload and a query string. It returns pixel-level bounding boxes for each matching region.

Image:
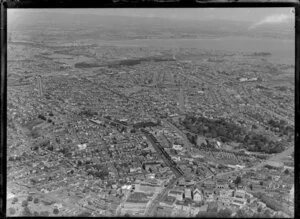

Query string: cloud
[249,13,291,29]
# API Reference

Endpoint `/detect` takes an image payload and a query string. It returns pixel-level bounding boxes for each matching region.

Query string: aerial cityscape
[6,8,294,217]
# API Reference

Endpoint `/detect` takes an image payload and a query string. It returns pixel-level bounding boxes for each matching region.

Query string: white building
[193,188,203,202]
[184,188,192,199]
[173,144,183,151]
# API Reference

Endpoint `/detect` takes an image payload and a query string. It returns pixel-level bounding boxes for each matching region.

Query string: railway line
[140,129,184,177]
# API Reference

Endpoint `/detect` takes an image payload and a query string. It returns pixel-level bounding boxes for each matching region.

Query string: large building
[168,189,184,201]
[203,180,216,189]
[231,189,247,209]
[134,182,162,194]
[192,188,203,202]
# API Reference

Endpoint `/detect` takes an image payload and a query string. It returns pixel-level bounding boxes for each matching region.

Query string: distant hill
[8,10,293,40]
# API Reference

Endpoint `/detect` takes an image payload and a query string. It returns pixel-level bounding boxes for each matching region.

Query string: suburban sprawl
[7,10,294,218]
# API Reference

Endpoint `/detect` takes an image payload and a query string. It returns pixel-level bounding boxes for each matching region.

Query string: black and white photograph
[6,8,295,217]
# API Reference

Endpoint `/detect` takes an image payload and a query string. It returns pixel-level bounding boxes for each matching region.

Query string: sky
[8,8,294,28]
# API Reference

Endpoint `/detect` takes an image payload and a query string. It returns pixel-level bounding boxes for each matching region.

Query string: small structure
[78,143,87,150]
[173,144,183,151]
[184,188,192,200]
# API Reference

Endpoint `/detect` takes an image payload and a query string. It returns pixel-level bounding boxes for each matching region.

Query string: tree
[249,184,253,190]
[8,207,16,215]
[284,169,290,175]
[257,206,262,212]
[27,195,33,202]
[77,211,92,217]
[22,206,32,216]
[218,208,232,217]
[77,160,83,166]
[12,197,18,204]
[47,145,54,151]
[234,176,242,186]
[30,178,37,185]
[33,211,39,216]
[197,211,219,218]
[33,198,39,204]
[40,211,50,216]
[235,209,248,218]
[253,212,266,218]
[21,200,28,207]
[53,208,59,215]
[262,209,272,218]
[260,195,282,212]
[228,183,235,189]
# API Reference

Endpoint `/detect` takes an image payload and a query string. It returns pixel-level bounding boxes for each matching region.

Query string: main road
[144,176,180,217]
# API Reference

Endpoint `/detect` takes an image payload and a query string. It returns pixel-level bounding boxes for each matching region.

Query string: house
[53,203,63,209]
[251,184,265,193]
[184,188,192,200]
[257,201,267,209]
[206,193,215,202]
[178,178,186,186]
[193,188,203,202]
[218,189,234,207]
[173,144,183,151]
[196,136,207,147]
[185,179,196,187]
[271,175,281,182]
[231,198,246,209]
[219,189,234,198]
[230,189,247,209]
[248,177,261,184]
[203,180,216,189]
[168,189,184,201]
[190,205,201,216]
[218,196,232,208]
[156,206,173,217]
[191,151,204,159]
[244,192,253,200]
[171,156,181,162]
[159,196,176,208]
[202,188,215,198]
[216,180,229,190]
[234,189,246,199]
[174,200,190,212]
